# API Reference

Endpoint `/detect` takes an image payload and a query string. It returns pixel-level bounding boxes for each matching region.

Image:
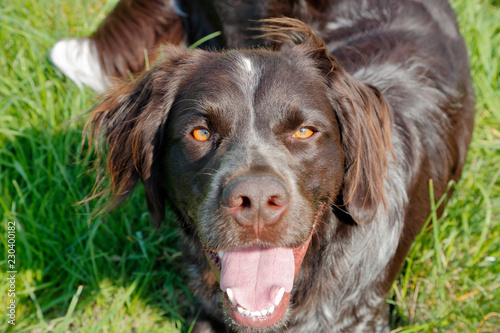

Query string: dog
[83,1,475,332]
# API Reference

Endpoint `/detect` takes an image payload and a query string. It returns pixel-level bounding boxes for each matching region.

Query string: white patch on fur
[234,55,258,130]
[326,18,354,30]
[50,38,110,93]
[242,57,253,73]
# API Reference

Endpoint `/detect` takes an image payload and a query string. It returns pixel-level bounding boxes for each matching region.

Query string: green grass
[0,0,498,332]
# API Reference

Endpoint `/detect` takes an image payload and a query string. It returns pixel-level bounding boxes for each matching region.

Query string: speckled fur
[87,1,474,332]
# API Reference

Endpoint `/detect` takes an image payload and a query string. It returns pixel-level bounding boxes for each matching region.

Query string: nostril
[267,195,287,208]
[227,196,251,209]
[241,196,251,208]
[222,176,290,227]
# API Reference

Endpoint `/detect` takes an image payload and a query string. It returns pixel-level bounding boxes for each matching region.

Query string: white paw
[50,38,110,93]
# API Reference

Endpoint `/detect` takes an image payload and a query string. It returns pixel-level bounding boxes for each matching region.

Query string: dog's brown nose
[222,177,289,233]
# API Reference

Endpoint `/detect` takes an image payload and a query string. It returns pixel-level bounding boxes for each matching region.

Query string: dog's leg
[50,37,109,92]
[50,0,184,92]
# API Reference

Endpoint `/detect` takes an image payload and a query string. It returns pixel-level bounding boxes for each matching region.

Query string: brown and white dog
[71,0,475,332]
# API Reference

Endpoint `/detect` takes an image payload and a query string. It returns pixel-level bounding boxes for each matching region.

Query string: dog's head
[87,18,391,331]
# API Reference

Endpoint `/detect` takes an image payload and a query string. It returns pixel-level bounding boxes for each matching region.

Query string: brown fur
[92,0,184,78]
[86,1,474,332]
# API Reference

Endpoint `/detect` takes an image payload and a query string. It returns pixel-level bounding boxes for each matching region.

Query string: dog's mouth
[202,204,324,329]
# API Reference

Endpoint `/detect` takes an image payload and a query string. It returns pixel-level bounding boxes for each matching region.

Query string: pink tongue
[220,247,294,310]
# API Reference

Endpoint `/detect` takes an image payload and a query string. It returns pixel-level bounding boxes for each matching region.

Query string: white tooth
[251,311,261,317]
[226,288,237,307]
[274,287,285,305]
[268,304,275,314]
[244,309,251,317]
[218,251,224,259]
[261,309,268,316]
[237,306,244,315]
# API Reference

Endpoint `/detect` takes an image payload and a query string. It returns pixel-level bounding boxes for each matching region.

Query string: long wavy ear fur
[257,18,338,74]
[85,48,186,227]
[259,18,393,225]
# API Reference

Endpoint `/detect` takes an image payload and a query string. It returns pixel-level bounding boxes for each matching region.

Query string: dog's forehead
[180,50,330,123]
[222,50,324,100]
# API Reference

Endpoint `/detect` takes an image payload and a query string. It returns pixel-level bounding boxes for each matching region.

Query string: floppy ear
[86,51,185,227]
[329,75,392,225]
[259,18,393,225]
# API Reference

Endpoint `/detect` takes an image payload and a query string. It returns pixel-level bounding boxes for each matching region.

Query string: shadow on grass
[0,126,196,332]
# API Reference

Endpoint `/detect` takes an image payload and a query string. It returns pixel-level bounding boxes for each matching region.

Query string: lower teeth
[236,304,276,318]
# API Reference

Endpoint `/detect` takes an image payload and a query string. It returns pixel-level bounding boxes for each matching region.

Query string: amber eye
[191,128,212,141]
[293,127,315,139]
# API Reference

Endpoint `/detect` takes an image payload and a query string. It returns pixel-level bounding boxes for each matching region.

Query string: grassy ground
[0,0,498,332]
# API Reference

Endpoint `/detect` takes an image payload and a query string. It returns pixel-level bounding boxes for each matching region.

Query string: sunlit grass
[389,1,500,331]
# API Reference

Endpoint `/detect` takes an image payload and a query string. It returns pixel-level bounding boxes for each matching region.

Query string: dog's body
[86,0,475,332]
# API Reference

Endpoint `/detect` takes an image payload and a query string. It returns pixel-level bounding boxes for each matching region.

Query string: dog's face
[165,50,344,247]
[163,50,344,328]
[88,19,391,331]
